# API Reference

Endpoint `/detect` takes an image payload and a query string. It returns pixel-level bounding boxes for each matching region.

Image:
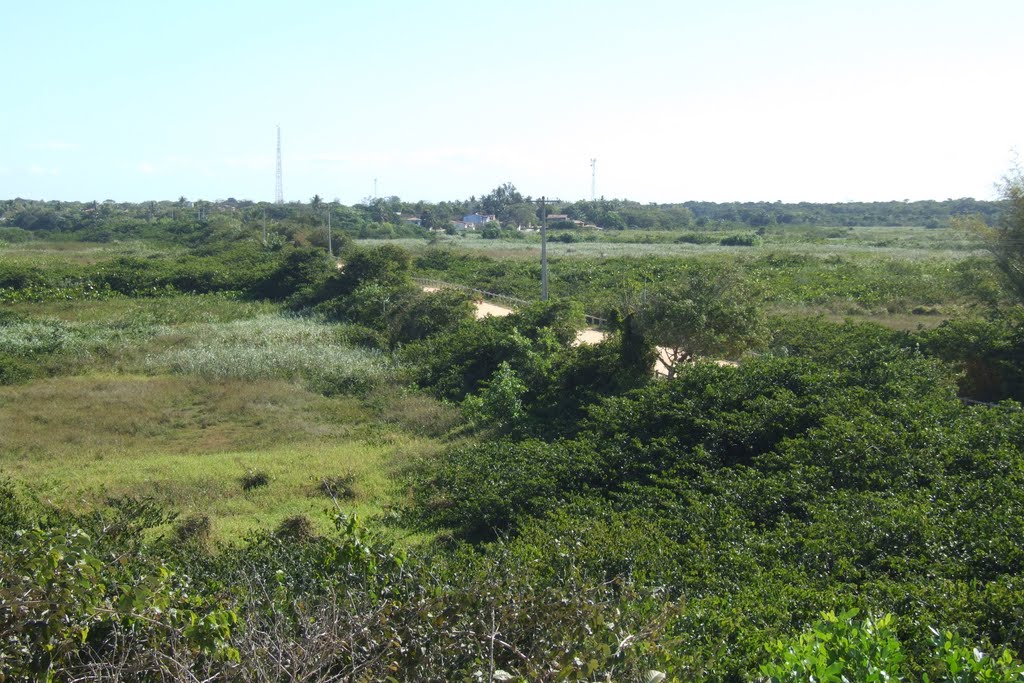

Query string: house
[462,213,497,225]
[402,215,423,227]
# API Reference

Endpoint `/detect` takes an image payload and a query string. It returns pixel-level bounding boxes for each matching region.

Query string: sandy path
[474,300,514,319]
[573,329,608,346]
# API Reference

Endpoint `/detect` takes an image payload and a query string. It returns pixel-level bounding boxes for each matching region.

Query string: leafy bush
[916,310,1024,402]
[403,300,582,402]
[389,287,475,346]
[759,609,905,682]
[251,246,334,303]
[759,610,1024,683]
[0,492,239,680]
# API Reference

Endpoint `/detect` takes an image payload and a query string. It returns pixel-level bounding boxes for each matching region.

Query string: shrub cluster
[409,348,1024,678]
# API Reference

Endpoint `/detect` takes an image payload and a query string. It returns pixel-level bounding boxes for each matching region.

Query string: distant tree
[364,198,399,224]
[634,265,766,377]
[420,206,451,231]
[480,183,524,221]
[602,211,627,230]
[504,202,538,228]
[310,194,323,212]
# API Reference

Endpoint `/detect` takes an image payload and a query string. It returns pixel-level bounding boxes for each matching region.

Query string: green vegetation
[2,191,1024,680]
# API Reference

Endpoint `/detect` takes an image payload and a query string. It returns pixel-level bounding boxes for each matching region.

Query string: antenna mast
[590,158,597,201]
[275,125,284,204]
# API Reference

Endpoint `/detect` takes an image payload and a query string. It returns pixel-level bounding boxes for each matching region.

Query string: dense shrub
[407,349,1024,678]
[389,287,475,346]
[0,226,32,243]
[0,483,675,682]
[251,246,334,303]
[916,309,1024,402]
[719,233,760,246]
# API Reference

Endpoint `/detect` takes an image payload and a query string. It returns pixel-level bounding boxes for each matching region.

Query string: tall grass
[145,315,394,393]
[0,318,149,358]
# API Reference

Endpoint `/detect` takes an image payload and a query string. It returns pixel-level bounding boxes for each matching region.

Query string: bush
[389,288,475,346]
[0,352,36,385]
[719,233,760,246]
[173,514,212,546]
[916,310,1024,402]
[759,609,906,682]
[0,226,32,243]
[251,246,334,303]
[241,470,270,491]
[759,610,1024,682]
[275,515,316,541]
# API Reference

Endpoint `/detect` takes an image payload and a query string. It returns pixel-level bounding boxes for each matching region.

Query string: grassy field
[0,283,457,543]
[0,239,180,265]
[364,224,986,260]
[0,374,449,541]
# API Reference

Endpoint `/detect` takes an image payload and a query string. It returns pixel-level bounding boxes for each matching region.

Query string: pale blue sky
[3,0,1022,204]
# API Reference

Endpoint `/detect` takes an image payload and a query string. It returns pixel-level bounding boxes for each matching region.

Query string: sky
[3,0,1023,205]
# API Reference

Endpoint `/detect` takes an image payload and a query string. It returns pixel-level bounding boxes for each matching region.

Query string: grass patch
[0,374,446,542]
[0,240,180,265]
[0,375,370,457]
[318,472,358,500]
[143,315,394,394]
[5,293,280,325]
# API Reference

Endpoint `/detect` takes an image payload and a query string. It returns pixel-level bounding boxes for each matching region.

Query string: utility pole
[539,196,563,301]
[541,197,549,301]
[275,125,284,204]
[262,208,267,244]
[590,158,597,201]
[326,207,333,257]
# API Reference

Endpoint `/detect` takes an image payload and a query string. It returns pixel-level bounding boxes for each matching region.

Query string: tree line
[0,188,1005,243]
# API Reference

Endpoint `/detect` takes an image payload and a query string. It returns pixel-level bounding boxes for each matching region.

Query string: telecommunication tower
[275,125,284,204]
[590,158,597,201]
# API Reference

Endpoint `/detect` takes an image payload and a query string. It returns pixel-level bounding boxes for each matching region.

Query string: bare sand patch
[474,300,514,319]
